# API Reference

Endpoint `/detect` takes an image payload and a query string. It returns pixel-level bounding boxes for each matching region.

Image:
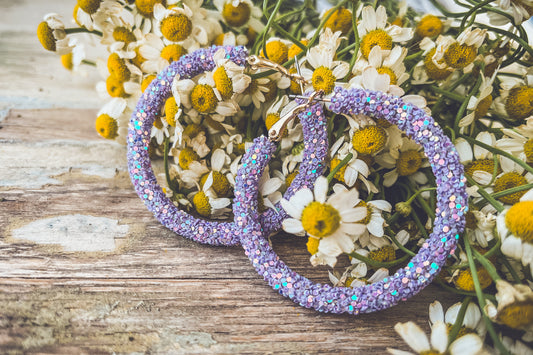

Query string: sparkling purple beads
[126,46,328,246]
[233,87,467,314]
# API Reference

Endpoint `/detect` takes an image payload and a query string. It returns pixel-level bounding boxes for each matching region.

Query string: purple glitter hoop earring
[233,86,468,314]
[127,46,328,246]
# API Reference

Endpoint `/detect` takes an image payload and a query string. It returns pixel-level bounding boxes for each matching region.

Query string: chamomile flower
[497,125,533,163]
[353,45,409,87]
[348,267,390,288]
[203,48,251,100]
[214,0,264,32]
[429,300,486,339]
[321,6,353,36]
[415,14,445,38]
[389,321,484,355]
[255,166,284,212]
[455,132,499,185]
[100,21,142,55]
[281,177,367,267]
[464,210,496,248]
[485,280,533,341]
[492,0,533,25]
[191,173,231,218]
[95,98,129,143]
[198,148,233,197]
[352,197,393,249]
[260,38,291,65]
[60,38,86,74]
[75,0,125,31]
[140,33,189,73]
[329,136,373,190]
[37,13,73,55]
[300,28,350,95]
[349,123,388,156]
[264,96,303,152]
[213,31,248,46]
[497,189,533,273]
[375,136,429,187]
[133,0,179,34]
[357,5,413,60]
[432,27,487,72]
[151,116,169,145]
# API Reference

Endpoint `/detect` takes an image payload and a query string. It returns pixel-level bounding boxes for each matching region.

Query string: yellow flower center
[455,267,492,291]
[107,53,131,82]
[113,27,136,46]
[193,191,211,217]
[78,0,101,15]
[213,33,225,46]
[200,171,231,197]
[222,1,251,27]
[444,43,477,69]
[285,170,298,187]
[153,117,164,129]
[474,94,493,120]
[424,48,452,81]
[355,200,373,225]
[415,14,443,38]
[183,123,203,138]
[312,66,336,95]
[261,40,289,65]
[190,84,218,113]
[351,125,387,155]
[213,66,233,100]
[505,200,533,243]
[376,67,397,85]
[360,29,392,59]
[494,172,528,204]
[505,86,533,120]
[178,147,199,169]
[61,52,73,71]
[524,139,533,162]
[330,158,347,183]
[141,74,156,92]
[307,236,320,255]
[37,22,56,52]
[164,96,179,126]
[160,14,192,42]
[464,159,499,177]
[288,39,308,59]
[396,150,423,176]
[95,114,118,139]
[445,324,476,338]
[161,44,187,63]
[324,7,352,36]
[498,301,533,329]
[135,0,165,17]
[106,76,130,98]
[419,351,443,355]
[368,245,396,262]
[301,202,341,238]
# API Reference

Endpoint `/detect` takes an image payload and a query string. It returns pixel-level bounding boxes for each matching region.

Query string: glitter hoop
[233,87,468,314]
[127,46,328,246]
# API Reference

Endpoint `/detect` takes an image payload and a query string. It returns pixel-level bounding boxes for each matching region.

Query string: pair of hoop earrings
[127,45,468,314]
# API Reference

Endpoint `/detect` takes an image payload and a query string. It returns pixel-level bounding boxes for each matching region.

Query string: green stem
[344,1,360,80]
[454,76,482,133]
[472,248,501,281]
[447,237,502,270]
[65,27,102,36]
[81,59,96,66]
[491,182,533,200]
[388,230,417,257]
[448,297,471,345]
[306,0,350,48]
[429,86,465,102]
[434,279,496,300]
[459,0,493,30]
[327,153,353,183]
[464,237,510,355]
[411,208,429,239]
[271,23,307,52]
[259,0,284,57]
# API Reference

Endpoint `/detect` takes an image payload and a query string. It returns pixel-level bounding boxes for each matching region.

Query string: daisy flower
[329,135,374,192]
[74,0,124,31]
[199,148,234,197]
[95,98,129,143]
[454,132,498,185]
[281,177,367,267]
[491,0,533,25]
[429,300,486,339]
[140,33,190,73]
[485,280,533,341]
[348,268,390,288]
[357,5,413,60]
[213,0,264,32]
[264,96,303,152]
[190,173,231,219]
[353,45,409,87]
[432,27,487,72]
[375,136,429,187]
[389,321,484,355]
[464,209,496,248]
[132,0,179,34]
[497,123,533,164]
[151,116,169,146]
[497,189,533,274]
[494,77,533,122]
[36,13,73,55]
[300,28,350,96]
[203,48,251,101]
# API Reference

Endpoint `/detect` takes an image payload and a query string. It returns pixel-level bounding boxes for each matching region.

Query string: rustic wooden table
[0,1,460,353]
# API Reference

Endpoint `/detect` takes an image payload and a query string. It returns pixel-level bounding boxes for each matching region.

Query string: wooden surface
[0,1,460,354]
